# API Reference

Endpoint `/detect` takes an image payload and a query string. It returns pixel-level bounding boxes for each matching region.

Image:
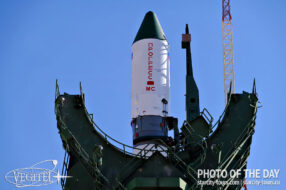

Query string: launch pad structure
[55,11,258,190]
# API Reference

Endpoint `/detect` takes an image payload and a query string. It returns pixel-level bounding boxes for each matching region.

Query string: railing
[199,101,257,188]
[209,94,232,133]
[57,115,110,188]
[54,80,228,159]
[158,139,199,185]
[61,151,70,189]
[55,81,170,189]
[116,143,168,187]
[117,140,199,187]
[201,108,213,125]
[78,82,168,157]
[55,80,257,189]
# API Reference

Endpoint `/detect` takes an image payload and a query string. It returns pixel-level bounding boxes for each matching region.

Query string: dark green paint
[182,24,200,122]
[133,11,166,44]
[55,84,258,189]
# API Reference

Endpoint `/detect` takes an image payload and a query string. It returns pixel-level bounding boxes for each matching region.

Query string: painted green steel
[55,82,258,189]
[182,25,200,122]
[133,11,166,44]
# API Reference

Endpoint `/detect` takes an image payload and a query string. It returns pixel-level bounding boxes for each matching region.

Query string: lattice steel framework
[222,0,235,105]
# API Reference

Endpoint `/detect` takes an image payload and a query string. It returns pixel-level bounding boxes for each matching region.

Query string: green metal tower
[55,11,258,190]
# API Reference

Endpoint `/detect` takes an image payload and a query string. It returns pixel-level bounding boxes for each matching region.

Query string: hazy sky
[1,0,285,189]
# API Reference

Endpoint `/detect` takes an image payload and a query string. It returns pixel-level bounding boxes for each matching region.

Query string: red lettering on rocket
[146,43,155,91]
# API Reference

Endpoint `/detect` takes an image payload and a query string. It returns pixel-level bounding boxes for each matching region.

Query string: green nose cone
[133,11,166,44]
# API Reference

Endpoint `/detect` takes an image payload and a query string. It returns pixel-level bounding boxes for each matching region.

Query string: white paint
[131,38,170,118]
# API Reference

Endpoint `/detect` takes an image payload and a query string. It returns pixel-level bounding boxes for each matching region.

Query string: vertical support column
[182,24,200,122]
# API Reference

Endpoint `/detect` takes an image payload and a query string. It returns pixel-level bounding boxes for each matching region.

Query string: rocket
[131,11,176,153]
[182,24,200,122]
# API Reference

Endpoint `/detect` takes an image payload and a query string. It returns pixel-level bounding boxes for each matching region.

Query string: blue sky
[0,0,285,189]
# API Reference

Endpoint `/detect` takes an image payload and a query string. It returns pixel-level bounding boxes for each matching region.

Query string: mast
[182,24,200,122]
[222,0,235,105]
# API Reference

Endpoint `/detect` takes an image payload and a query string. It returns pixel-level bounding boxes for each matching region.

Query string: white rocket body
[130,11,176,155]
[131,39,170,119]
